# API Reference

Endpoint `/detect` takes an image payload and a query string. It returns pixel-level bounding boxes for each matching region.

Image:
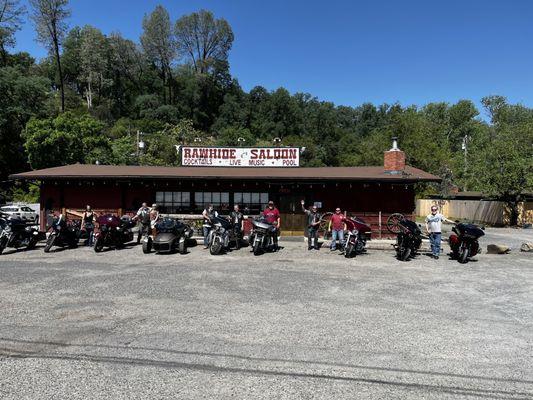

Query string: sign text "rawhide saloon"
[181,147,300,167]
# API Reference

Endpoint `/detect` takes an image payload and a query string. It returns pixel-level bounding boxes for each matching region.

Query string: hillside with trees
[0,1,531,223]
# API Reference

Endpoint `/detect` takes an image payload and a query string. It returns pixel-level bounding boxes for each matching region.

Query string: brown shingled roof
[9,164,441,182]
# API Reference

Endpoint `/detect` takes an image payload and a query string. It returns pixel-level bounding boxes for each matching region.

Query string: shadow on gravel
[0,337,531,399]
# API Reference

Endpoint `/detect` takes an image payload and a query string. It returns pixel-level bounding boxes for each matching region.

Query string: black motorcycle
[94,215,135,252]
[0,212,40,254]
[395,219,422,261]
[143,217,191,254]
[449,222,485,264]
[249,217,277,256]
[44,217,80,252]
[208,216,241,255]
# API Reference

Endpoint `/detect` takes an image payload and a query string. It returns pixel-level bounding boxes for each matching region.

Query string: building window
[195,192,230,212]
[156,191,191,213]
[234,192,269,214]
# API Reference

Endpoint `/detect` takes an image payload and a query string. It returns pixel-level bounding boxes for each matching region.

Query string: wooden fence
[416,199,533,226]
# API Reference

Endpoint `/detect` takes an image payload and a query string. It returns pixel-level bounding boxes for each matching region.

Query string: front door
[277,194,305,235]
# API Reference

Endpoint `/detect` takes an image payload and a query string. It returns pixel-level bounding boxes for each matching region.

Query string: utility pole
[461,134,469,191]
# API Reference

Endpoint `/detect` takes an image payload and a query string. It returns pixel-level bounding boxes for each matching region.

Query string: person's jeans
[308,227,318,249]
[85,228,94,246]
[203,226,211,247]
[330,229,344,250]
[429,232,442,256]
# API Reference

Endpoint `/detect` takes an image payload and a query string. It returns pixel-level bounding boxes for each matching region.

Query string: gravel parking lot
[0,230,532,399]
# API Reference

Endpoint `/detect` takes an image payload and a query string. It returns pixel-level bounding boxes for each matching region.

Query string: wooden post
[379,211,382,240]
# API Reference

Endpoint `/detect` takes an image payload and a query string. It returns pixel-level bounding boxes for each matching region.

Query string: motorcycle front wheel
[94,237,104,253]
[210,235,223,255]
[253,237,262,255]
[0,236,8,254]
[44,234,56,253]
[459,246,469,264]
[344,243,354,258]
[399,246,411,261]
[142,237,152,254]
[178,238,187,254]
[27,237,38,250]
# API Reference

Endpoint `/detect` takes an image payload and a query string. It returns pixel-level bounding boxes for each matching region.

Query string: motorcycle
[94,215,135,252]
[142,217,191,254]
[208,216,241,255]
[449,222,485,264]
[394,219,422,261]
[44,217,80,252]
[0,212,40,254]
[249,217,277,256]
[342,216,372,258]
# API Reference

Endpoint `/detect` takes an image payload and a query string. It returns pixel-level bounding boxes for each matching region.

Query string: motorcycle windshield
[457,223,485,238]
[400,219,420,234]
[156,217,178,233]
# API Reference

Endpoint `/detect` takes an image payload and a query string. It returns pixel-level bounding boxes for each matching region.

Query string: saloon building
[10,143,440,236]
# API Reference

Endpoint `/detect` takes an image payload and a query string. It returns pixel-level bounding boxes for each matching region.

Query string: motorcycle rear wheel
[94,237,104,253]
[210,236,222,255]
[44,234,56,253]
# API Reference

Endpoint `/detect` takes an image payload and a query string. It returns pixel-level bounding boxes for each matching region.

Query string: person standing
[263,201,281,250]
[81,205,95,246]
[150,204,160,237]
[202,204,218,248]
[328,207,346,251]
[425,205,453,259]
[230,204,244,239]
[133,202,151,244]
[301,200,321,250]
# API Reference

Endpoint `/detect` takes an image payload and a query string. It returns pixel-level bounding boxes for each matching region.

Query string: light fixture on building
[273,137,282,145]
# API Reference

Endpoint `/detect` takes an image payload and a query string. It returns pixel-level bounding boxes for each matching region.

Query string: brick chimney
[384,137,405,174]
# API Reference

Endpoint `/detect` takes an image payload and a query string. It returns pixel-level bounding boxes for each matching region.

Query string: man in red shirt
[263,200,281,250]
[328,207,346,251]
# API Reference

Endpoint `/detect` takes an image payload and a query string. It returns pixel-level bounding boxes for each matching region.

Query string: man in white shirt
[425,205,453,259]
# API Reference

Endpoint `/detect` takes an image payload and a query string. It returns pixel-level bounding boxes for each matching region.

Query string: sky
[13,0,533,118]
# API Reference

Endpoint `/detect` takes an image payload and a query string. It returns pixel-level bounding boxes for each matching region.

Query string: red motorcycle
[94,215,134,252]
[449,222,484,264]
[342,217,372,258]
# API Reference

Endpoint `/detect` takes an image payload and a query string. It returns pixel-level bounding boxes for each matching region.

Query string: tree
[29,0,70,112]
[23,112,106,169]
[0,65,50,178]
[174,9,233,74]
[79,25,110,109]
[141,5,175,103]
[0,0,25,64]
[468,99,533,225]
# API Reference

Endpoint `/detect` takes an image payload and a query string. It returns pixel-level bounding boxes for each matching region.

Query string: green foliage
[467,98,533,224]
[216,126,255,146]
[174,9,234,74]
[23,112,106,169]
[1,4,531,227]
[11,181,40,203]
